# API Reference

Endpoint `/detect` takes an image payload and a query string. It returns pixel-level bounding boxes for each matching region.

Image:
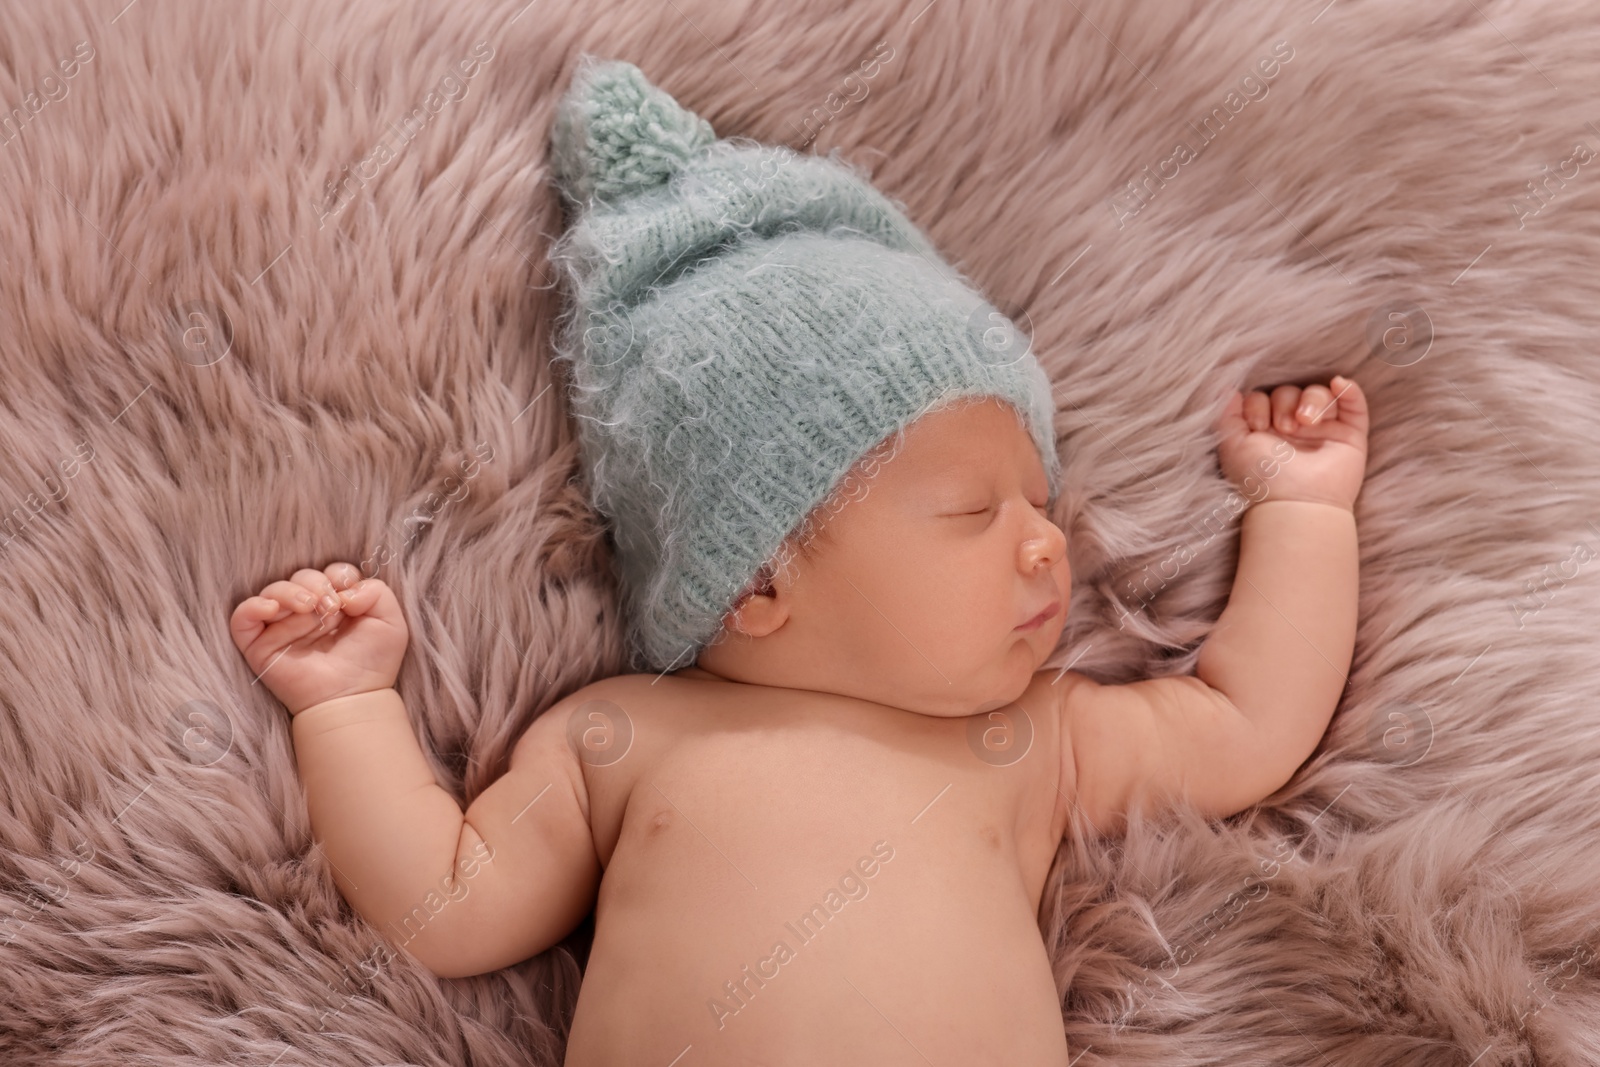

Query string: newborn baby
[228,59,1369,1065]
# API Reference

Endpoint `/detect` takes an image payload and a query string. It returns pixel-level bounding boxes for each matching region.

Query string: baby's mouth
[1015,601,1061,631]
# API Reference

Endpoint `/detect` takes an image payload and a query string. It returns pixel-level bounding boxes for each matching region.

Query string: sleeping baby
[229,58,1368,1065]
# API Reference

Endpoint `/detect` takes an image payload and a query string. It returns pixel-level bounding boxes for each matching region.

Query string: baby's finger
[229,595,286,649]
[1265,415,1347,444]
[1328,375,1370,434]
[257,605,335,654]
[1296,384,1335,425]
[1270,385,1303,435]
[290,567,342,614]
[262,580,321,613]
[335,578,385,617]
[1213,391,1248,440]
[325,561,363,591]
[1243,390,1272,433]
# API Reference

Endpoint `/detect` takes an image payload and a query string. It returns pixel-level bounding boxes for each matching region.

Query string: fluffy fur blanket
[3,0,1598,1063]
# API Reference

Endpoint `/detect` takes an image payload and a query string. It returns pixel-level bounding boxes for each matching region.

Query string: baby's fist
[229,562,408,716]
[1214,374,1370,511]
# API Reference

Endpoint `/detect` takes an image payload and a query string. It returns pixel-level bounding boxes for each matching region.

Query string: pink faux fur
[2,0,1598,1063]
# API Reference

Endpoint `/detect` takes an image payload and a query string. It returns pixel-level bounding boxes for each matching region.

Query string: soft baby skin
[231,377,1369,1065]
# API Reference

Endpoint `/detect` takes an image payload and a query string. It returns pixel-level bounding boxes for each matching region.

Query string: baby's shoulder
[568,670,683,717]
[539,669,676,710]
[1023,666,1103,729]
[528,669,704,761]
[559,670,659,706]
[531,670,671,737]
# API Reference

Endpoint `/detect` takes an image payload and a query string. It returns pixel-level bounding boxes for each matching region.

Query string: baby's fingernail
[320,594,339,612]
[297,593,315,608]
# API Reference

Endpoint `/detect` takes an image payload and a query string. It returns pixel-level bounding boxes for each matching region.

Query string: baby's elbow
[418,951,495,980]
[390,904,564,979]
[1224,732,1318,818]
[400,931,501,980]
[380,905,490,979]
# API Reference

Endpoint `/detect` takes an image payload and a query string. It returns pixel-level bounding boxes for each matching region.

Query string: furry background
[1,0,1598,1063]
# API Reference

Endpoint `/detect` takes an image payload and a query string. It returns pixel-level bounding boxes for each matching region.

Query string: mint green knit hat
[546,55,1061,674]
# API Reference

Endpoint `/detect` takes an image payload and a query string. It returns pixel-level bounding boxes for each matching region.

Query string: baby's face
[694,397,1069,717]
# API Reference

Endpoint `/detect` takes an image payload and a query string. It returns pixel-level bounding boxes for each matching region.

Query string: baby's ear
[745,561,777,600]
[723,561,789,639]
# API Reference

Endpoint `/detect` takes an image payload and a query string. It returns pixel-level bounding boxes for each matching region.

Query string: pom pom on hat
[549,55,718,205]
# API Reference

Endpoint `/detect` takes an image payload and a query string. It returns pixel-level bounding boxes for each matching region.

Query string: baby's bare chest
[564,678,1072,1064]
[577,674,1066,921]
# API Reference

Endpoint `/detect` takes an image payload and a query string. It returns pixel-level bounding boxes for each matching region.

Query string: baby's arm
[1060,376,1369,830]
[230,562,600,978]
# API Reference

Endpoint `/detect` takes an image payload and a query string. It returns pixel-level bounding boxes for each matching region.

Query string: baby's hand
[229,561,408,716]
[1214,374,1370,510]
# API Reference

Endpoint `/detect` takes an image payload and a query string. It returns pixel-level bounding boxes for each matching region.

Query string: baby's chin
[690,621,1049,716]
[980,648,1050,711]
[891,644,1046,718]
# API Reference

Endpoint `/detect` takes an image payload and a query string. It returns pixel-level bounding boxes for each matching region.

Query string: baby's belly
[562,731,1070,1065]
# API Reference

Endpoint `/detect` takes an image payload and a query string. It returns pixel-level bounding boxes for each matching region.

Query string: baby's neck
[672,666,721,682]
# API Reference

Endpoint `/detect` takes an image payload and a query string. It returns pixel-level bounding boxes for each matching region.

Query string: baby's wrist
[293,685,399,720]
[1245,496,1355,516]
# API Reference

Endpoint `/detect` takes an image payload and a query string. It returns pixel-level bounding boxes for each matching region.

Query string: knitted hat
[546,54,1062,674]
